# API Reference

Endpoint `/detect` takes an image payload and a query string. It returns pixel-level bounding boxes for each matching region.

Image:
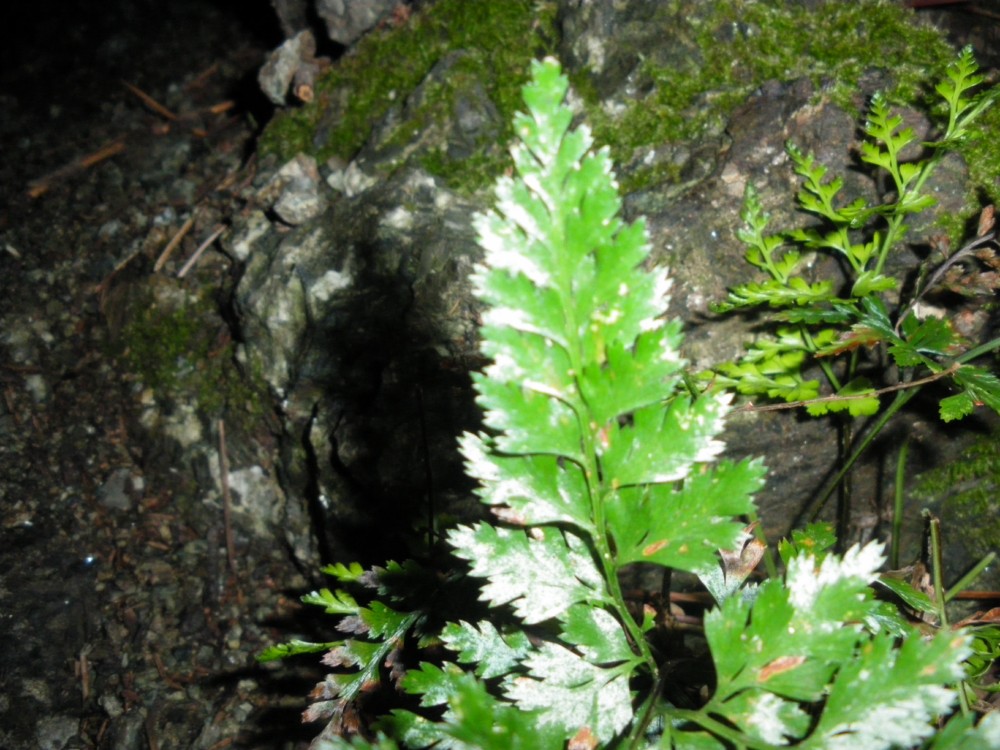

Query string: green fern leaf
[459,433,594,529]
[802,630,969,750]
[395,665,564,749]
[440,620,532,679]
[559,604,637,665]
[605,458,765,572]
[502,641,633,743]
[945,365,1000,421]
[599,395,729,487]
[448,523,605,625]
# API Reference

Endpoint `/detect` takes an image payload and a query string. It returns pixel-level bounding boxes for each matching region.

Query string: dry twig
[27,140,126,199]
[122,80,178,121]
[154,215,196,272]
[177,224,226,278]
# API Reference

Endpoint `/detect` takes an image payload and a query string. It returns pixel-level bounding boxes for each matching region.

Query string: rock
[559,0,697,101]
[231,1,994,560]
[34,715,78,750]
[267,153,327,225]
[97,467,134,511]
[315,0,399,45]
[326,160,378,197]
[258,30,320,106]
[235,167,482,560]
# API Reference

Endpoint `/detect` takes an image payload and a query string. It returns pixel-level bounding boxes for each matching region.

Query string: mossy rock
[258,0,559,192]
[913,431,1000,595]
[257,0,1000,199]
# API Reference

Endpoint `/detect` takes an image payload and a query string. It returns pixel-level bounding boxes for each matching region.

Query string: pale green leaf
[940,391,974,422]
[448,524,605,624]
[600,394,730,487]
[319,561,365,582]
[257,639,341,662]
[579,321,686,427]
[459,432,594,530]
[302,588,360,615]
[777,521,837,566]
[398,663,565,749]
[851,270,897,297]
[718,690,811,744]
[707,542,889,704]
[504,641,633,744]
[560,604,636,664]
[874,575,936,614]
[474,376,585,462]
[951,365,1000,416]
[440,620,533,679]
[805,377,879,418]
[802,630,970,750]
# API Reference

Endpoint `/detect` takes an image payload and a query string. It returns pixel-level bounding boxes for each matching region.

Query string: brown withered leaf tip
[568,726,599,750]
[758,655,807,682]
[977,204,995,238]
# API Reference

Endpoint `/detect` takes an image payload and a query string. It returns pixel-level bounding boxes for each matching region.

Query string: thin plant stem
[669,709,778,750]
[891,439,910,569]
[925,511,972,715]
[946,552,997,603]
[836,416,854,549]
[808,387,917,523]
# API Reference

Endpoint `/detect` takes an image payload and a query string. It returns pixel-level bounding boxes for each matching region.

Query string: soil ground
[0,2,324,748]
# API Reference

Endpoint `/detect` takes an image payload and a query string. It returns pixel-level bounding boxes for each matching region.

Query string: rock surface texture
[238,0,999,561]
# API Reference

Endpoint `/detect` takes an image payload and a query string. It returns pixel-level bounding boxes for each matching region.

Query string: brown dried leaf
[719,524,766,585]
[955,607,1000,628]
[978,204,995,237]
[337,615,369,635]
[303,698,341,724]
[322,645,361,668]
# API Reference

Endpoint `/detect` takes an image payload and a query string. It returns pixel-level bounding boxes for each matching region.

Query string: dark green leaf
[606,458,764,573]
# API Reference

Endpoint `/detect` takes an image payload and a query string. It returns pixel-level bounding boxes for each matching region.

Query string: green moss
[258,0,996,198]
[258,0,559,191]
[913,431,1000,563]
[118,289,268,424]
[584,0,955,193]
[961,103,1000,207]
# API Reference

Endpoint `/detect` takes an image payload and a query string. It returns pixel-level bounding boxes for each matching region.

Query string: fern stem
[563,320,659,673]
[945,552,996,603]
[803,326,842,392]
[873,211,908,276]
[891,439,909,569]
[925,512,972,716]
[669,709,779,750]
[746,506,778,579]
